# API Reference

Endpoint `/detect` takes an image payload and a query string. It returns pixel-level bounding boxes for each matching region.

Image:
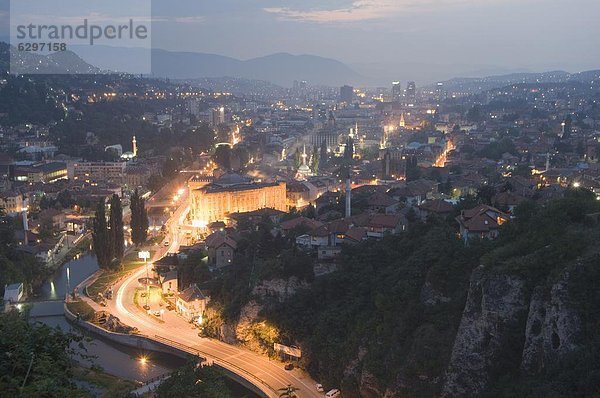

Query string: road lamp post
[138,250,151,310]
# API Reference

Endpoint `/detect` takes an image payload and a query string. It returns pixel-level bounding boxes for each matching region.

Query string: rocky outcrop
[441,266,529,397]
[252,277,308,302]
[420,281,451,306]
[234,300,272,354]
[521,271,581,373]
[94,311,137,334]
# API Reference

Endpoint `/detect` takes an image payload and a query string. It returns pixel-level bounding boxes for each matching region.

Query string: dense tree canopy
[0,310,85,397]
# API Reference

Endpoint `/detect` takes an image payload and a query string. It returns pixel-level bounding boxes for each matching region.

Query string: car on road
[325,389,341,398]
[284,363,294,371]
[149,310,161,317]
[316,383,324,392]
[163,240,170,247]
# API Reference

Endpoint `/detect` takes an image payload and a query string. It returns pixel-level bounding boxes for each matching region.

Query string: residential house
[362,214,407,238]
[344,226,367,245]
[204,232,238,268]
[3,283,23,303]
[176,285,210,322]
[388,179,438,206]
[417,199,454,220]
[0,191,28,215]
[456,204,509,243]
[366,192,399,214]
[492,191,526,213]
[279,216,323,237]
[229,208,286,230]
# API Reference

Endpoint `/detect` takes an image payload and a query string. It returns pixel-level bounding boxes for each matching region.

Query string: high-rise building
[339,85,354,104]
[406,81,416,98]
[211,107,225,127]
[185,98,202,117]
[392,81,402,102]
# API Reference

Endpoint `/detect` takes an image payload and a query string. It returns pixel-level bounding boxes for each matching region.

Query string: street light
[138,251,151,310]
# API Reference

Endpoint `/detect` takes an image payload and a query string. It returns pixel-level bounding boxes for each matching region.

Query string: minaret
[132,135,137,157]
[301,144,308,167]
[345,175,352,218]
[545,152,550,172]
[22,209,29,245]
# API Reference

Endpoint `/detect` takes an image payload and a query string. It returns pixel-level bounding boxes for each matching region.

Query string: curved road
[102,185,323,398]
[108,266,321,398]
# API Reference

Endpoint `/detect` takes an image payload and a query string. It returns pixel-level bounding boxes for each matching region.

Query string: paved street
[85,182,323,398]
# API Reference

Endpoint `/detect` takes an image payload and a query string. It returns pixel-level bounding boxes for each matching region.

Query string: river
[31,253,184,383]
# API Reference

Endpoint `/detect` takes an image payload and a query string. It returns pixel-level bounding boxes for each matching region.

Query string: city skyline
[1,0,599,84]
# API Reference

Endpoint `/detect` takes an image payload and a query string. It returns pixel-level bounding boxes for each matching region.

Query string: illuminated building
[406,81,416,98]
[392,81,402,102]
[189,172,286,224]
[70,161,126,184]
[211,107,225,127]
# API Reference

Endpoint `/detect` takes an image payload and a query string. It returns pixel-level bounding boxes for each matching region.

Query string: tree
[344,137,354,160]
[477,185,496,205]
[37,217,56,240]
[213,145,232,170]
[109,194,124,264]
[293,147,302,170]
[92,200,112,269]
[310,144,320,174]
[0,310,85,396]
[320,140,328,166]
[56,190,74,209]
[130,189,148,246]
[155,361,231,398]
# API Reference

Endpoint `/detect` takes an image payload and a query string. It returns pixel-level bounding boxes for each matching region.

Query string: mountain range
[1,42,598,93]
[428,69,600,94]
[67,45,365,87]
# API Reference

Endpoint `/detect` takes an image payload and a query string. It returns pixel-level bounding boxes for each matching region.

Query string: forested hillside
[208,190,600,397]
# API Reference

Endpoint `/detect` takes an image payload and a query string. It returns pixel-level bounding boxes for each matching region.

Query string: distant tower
[399,113,406,128]
[132,135,137,157]
[349,122,358,139]
[406,81,416,98]
[545,152,551,171]
[392,81,402,102]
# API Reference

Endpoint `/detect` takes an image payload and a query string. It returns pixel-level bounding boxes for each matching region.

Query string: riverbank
[72,366,138,398]
[26,233,91,302]
[64,302,269,398]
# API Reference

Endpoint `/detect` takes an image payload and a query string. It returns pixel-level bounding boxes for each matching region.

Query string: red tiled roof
[204,232,237,249]
[367,193,398,207]
[280,216,323,231]
[345,227,367,242]
[368,213,406,229]
[418,199,454,213]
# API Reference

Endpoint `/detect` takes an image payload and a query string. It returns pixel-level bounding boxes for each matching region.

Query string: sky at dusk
[1,0,599,82]
[149,0,599,71]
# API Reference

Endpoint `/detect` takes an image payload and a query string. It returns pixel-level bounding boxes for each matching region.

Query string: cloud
[153,15,206,24]
[264,0,475,23]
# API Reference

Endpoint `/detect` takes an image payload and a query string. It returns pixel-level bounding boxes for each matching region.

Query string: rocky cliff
[442,265,585,397]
